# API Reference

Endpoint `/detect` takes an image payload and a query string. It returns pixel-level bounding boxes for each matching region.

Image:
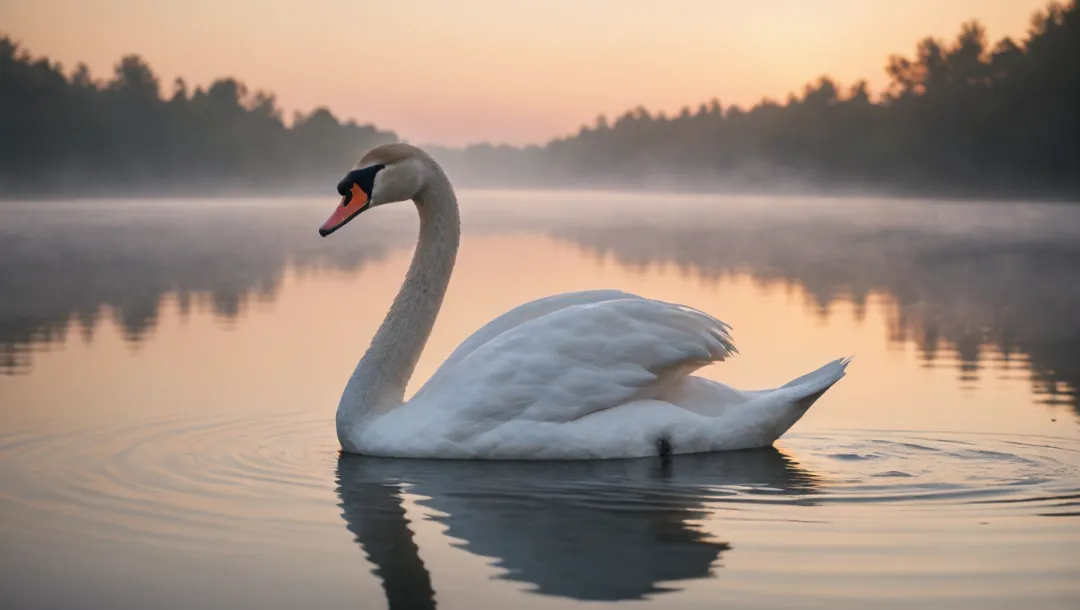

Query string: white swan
[319,143,850,460]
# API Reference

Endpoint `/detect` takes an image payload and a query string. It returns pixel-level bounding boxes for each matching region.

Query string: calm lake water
[1,192,1078,610]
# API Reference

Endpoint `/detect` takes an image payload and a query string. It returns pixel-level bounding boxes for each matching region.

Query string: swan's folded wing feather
[417,290,641,393]
[417,297,737,425]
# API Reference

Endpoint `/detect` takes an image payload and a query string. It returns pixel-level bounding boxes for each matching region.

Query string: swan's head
[319,143,430,237]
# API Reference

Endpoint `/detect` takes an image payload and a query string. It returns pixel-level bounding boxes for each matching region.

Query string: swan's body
[320,143,850,460]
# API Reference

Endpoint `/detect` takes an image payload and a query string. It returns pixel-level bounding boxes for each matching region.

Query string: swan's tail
[729,356,853,449]
[780,356,852,394]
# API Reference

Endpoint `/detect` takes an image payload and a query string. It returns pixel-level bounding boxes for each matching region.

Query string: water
[1,192,1078,609]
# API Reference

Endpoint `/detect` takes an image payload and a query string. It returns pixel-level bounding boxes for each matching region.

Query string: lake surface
[1,192,1078,609]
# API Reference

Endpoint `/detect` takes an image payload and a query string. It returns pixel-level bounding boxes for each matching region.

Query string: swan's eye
[338,165,382,194]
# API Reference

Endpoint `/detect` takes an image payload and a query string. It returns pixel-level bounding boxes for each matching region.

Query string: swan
[319,142,850,459]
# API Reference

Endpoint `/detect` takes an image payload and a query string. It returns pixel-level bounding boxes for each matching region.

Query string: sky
[2,0,1053,146]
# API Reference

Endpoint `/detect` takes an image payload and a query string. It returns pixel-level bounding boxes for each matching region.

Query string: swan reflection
[335,448,818,605]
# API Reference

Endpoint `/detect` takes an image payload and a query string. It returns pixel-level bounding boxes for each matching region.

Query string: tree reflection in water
[1,197,1076,414]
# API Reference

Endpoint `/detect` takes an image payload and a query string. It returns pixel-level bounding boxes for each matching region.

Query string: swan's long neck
[337,165,460,447]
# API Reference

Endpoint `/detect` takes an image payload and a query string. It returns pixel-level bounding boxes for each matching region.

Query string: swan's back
[416,290,641,395]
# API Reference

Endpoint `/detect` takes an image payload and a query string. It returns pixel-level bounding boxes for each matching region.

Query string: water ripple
[0,413,339,553]
[0,416,1077,557]
[783,430,1080,512]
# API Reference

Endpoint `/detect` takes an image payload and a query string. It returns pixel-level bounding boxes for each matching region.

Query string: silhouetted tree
[0,1,1076,198]
[0,44,396,195]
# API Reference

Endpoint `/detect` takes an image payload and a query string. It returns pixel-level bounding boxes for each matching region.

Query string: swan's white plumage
[328,143,851,460]
[420,289,641,391]
[418,297,734,422]
[356,364,851,461]
[351,293,849,460]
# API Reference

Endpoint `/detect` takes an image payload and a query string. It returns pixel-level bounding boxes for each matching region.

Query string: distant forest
[1,1,1077,199]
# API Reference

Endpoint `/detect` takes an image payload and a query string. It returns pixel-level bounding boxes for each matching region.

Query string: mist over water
[1,192,1079,609]
[2,193,1077,412]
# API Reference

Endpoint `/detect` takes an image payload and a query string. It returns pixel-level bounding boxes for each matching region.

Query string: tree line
[1,1,1076,199]
[0,42,399,196]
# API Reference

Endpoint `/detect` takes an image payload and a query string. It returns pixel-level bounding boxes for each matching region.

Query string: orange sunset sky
[2,0,1051,146]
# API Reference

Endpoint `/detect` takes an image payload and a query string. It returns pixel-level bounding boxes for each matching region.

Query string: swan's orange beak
[319,183,369,237]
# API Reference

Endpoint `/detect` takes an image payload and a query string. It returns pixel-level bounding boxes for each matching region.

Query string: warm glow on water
[1,193,1078,609]
[5,236,1064,437]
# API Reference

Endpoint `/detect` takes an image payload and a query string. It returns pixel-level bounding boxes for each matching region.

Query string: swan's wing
[417,290,641,393]
[414,297,737,425]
